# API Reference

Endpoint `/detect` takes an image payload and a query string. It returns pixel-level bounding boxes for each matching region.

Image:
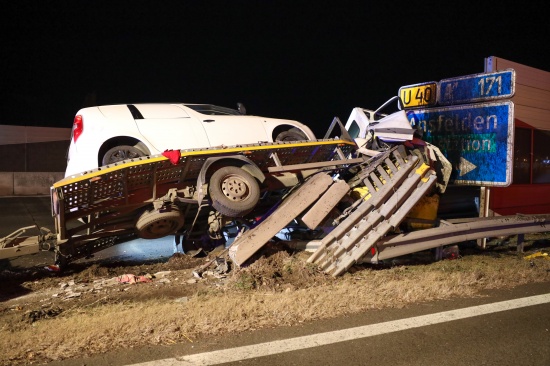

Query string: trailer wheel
[135,205,184,239]
[209,166,260,217]
[275,128,307,142]
[102,145,146,166]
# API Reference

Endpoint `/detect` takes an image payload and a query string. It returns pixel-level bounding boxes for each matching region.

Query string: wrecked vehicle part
[0,226,56,260]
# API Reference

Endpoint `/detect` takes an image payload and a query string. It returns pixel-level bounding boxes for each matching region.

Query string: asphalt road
[44,282,550,366]
[0,196,54,237]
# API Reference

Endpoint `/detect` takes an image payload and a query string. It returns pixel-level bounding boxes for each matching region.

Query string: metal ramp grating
[308,151,437,276]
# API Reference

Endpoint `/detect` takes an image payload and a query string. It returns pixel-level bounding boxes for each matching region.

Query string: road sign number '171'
[438,69,515,106]
[407,100,514,187]
[399,81,438,108]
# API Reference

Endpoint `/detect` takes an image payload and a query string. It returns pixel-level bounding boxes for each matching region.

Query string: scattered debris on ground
[23,306,63,323]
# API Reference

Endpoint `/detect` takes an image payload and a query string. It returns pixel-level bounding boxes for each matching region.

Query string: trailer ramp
[308,150,437,276]
[229,172,350,266]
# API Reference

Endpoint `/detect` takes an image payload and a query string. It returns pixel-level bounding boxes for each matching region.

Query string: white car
[65,103,316,177]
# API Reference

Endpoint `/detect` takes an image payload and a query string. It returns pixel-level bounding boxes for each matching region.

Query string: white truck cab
[344,96,415,156]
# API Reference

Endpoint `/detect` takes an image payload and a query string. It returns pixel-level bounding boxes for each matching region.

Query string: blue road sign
[407,101,514,186]
[438,69,515,106]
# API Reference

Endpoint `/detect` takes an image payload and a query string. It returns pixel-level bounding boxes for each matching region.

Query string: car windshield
[184,104,241,116]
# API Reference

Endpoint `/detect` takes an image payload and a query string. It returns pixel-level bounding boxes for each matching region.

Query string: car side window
[134,104,190,119]
[184,104,240,116]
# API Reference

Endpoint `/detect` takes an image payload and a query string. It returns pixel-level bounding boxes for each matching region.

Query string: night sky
[2,1,549,137]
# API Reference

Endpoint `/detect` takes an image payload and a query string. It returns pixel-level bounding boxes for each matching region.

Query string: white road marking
[130,293,550,366]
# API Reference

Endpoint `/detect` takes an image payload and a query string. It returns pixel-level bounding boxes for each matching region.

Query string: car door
[197,113,270,147]
[132,104,210,152]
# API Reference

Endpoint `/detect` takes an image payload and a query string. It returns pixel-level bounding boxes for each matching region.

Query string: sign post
[399,69,516,248]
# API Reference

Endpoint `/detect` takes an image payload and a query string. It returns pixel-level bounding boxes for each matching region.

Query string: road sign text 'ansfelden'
[407,101,514,186]
[413,111,499,152]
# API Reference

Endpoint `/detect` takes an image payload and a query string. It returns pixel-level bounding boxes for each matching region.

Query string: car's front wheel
[102,145,146,166]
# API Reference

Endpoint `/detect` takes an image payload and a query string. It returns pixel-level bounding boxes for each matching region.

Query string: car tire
[275,128,307,142]
[102,145,146,166]
[209,166,260,218]
[135,205,184,239]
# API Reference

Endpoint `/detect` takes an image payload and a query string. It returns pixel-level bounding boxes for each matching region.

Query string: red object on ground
[162,150,181,165]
